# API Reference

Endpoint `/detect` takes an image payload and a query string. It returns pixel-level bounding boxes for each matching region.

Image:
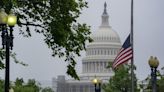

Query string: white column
[102,62,104,72]
[82,62,84,73]
[99,62,101,72]
[92,62,93,72]
[89,62,91,73]
[105,62,108,72]
[100,62,102,72]
[96,62,99,72]
[91,62,93,73]
[90,62,91,72]
[86,62,89,73]
[94,62,97,72]
[93,62,95,72]
[104,62,106,72]
[86,62,87,73]
[84,62,85,73]
[86,62,88,73]
[98,62,100,72]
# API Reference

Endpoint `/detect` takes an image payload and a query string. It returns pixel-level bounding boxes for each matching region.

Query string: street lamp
[148,56,159,92]
[0,8,17,92]
[92,78,101,92]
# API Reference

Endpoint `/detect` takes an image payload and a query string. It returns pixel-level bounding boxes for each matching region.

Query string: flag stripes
[112,35,133,69]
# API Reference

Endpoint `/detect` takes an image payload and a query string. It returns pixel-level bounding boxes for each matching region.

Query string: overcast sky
[0,0,164,83]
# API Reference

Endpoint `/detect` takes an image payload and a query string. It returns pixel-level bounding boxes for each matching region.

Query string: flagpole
[130,0,134,92]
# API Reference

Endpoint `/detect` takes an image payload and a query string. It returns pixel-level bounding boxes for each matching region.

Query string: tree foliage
[13,78,41,92]
[0,49,27,70]
[0,78,43,92]
[0,78,56,92]
[103,65,138,92]
[144,70,164,92]
[0,49,5,69]
[0,79,4,92]
[157,77,164,92]
[42,87,54,92]
[0,0,91,79]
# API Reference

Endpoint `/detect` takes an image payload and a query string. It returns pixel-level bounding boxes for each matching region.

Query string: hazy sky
[0,0,164,82]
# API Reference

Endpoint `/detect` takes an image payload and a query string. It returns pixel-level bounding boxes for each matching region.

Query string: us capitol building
[52,3,121,92]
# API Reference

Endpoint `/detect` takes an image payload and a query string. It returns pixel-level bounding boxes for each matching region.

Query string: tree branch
[18,22,46,29]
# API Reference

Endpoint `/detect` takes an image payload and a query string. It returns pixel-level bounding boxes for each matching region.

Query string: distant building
[52,3,121,92]
[52,78,57,92]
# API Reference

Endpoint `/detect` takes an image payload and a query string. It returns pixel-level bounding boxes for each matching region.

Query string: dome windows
[92,35,120,43]
[86,48,120,56]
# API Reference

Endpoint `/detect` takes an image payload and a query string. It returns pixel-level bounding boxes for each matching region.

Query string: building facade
[53,3,121,92]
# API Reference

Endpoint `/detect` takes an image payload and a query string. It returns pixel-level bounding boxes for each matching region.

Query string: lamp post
[0,8,17,92]
[92,78,101,92]
[148,56,159,92]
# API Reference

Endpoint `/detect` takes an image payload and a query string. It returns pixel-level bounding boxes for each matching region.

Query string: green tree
[26,79,41,92]
[0,49,27,70]
[0,0,91,79]
[13,78,24,92]
[42,87,54,92]
[13,78,41,92]
[0,78,56,92]
[0,49,5,69]
[158,77,164,92]
[145,70,164,92]
[157,68,164,92]
[103,65,138,92]
[0,79,4,92]
[15,78,24,86]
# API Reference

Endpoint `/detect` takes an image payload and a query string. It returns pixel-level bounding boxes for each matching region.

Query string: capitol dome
[91,27,120,43]
[81,2,121,81]
[91,3,120,44]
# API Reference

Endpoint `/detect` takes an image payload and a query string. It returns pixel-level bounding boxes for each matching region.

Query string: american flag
[112,34,133,69]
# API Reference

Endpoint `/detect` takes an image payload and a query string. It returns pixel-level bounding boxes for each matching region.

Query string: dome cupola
[91,2,120,43]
